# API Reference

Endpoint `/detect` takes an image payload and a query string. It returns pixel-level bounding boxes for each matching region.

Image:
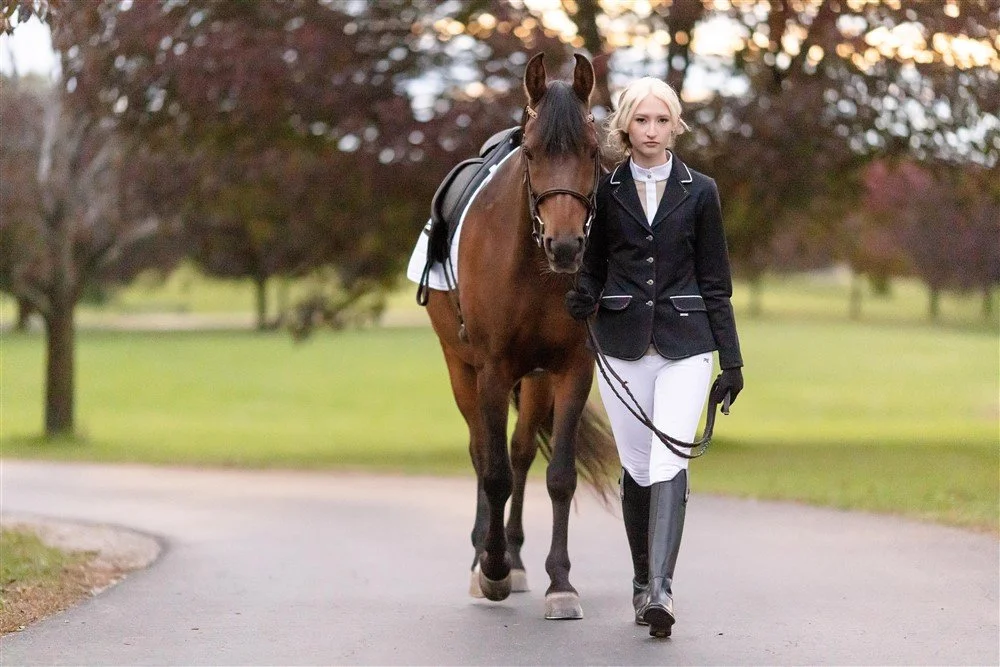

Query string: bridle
[523,104,602,249]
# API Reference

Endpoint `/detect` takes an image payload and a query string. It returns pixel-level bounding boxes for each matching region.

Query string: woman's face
[626,94,676,167]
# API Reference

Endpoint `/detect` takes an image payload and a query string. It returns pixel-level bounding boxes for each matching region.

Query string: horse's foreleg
[433,340,490,597]
[542,364,592,620]
[506,373,554,593]
[475,363,515,601]
[468,477,490,597]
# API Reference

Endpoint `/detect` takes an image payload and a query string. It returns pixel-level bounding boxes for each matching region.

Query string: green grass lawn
[2,317,997,530]
[2,328,468,471]
[732,271,998,330]
[2,264,996,329]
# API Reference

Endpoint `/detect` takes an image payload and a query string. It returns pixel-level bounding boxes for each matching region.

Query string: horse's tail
[510,379,619,505]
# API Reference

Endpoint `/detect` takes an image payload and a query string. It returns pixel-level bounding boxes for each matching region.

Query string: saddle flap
[428,158,482,262]
[424,126,523,267]
[437,159,484,227]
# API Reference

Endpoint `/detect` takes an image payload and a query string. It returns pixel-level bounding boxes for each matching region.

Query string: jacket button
[646,235,653,241]
[646,279,654,285]
[646,300,653,307]
[646,257,654,263]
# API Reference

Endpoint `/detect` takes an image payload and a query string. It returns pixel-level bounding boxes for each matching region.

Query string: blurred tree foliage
[49,0,567,328]
[861,159,1000,320]
[420,0,1000,318]
[561,0,999,315]
[699,0,998,316]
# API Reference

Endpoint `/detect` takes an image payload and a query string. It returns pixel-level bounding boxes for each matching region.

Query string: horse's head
[521,53,600,274]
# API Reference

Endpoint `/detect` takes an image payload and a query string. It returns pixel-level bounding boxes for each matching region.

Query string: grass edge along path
[0,528,110,635]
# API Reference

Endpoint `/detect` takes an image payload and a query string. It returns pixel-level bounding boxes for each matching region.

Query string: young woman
[565,77,744,638]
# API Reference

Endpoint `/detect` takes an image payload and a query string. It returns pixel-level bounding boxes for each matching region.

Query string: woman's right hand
[565,289,597,321]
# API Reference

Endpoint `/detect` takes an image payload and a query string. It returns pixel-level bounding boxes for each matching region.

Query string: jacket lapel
[610,159,652,232]
[649,157,692,228]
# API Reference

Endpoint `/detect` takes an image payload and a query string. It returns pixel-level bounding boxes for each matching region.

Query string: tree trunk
[276,278,289,327]
[16,298,34,331]
[44,298,75,437]
[254,274,268,330]
[663,0,704,92]
[849,272,862,320]
[928,285,940,321]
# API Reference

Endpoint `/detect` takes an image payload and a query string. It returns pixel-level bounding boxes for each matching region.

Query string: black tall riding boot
[642,469,688,638]
[621,469,650,625]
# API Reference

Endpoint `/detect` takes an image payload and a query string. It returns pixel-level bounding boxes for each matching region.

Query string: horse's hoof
[510,568,529,593]
[469,564,485,598]
[478,569,512,601]
[544,591,583,620]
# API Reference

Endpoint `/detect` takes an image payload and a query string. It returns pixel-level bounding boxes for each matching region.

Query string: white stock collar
[629,153,673,183]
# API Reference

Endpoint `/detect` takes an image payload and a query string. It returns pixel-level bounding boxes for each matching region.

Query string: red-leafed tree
[538,1,999,315]
[0,78,188,435]
[52,0,570,329]
[954,165,1000,319]
[859,159,997,321]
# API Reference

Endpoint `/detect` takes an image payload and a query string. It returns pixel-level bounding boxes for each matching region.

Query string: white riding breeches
[595,352,715,487]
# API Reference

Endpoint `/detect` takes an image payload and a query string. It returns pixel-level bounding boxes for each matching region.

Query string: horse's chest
[511,316,581,362]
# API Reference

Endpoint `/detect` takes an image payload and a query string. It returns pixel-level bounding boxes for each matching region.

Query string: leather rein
[584,319,726,459]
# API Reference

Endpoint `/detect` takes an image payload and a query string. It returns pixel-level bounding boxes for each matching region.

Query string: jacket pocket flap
[600,295,632,311]
[669,295,706,312]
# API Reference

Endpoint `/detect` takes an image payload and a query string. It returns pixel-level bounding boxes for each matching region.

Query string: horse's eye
[523,147,534,160]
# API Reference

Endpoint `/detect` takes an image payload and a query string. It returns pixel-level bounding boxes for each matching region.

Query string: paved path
[1,461,996,665]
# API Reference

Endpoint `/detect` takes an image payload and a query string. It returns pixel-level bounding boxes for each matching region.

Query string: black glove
[564,289,597,321]
[710,367,744,410]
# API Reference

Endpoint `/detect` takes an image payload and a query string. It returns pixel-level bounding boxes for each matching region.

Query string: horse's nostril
[544,237,554,253]
[576,236,585,251]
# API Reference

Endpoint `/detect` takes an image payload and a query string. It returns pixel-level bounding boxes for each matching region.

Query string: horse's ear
[524,52,547,107]
[572,53,595,105]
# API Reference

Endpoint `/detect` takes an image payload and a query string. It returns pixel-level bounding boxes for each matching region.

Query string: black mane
[530,81,588,156]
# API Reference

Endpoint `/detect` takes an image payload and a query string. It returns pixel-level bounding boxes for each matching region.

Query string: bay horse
[425,53,618,620]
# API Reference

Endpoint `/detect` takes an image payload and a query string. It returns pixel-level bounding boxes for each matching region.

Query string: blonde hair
[604,77,689,162]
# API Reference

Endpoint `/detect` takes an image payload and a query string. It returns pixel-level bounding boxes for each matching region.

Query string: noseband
[523,105,602,249]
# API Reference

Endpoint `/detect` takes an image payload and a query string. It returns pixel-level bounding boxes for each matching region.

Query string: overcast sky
[0,17,59,80]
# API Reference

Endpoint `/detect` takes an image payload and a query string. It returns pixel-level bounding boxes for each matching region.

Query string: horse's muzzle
[545,236,585,273]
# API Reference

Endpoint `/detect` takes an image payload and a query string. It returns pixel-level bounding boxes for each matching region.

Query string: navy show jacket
[578,156,743,369]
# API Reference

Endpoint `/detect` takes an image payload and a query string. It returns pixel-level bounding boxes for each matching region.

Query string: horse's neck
[462,152,575,350]
[490,155,537,261]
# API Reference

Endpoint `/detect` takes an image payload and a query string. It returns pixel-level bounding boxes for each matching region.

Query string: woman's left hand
[710,367,744,407]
